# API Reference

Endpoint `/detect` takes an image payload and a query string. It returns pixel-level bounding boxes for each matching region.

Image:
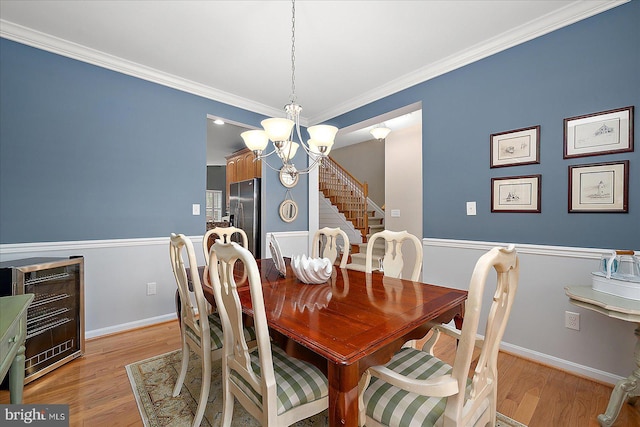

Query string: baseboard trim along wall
[1,236,632,385]
[86,313,177,339]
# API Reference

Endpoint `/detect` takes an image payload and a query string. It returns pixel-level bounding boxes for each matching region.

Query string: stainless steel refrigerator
[228,178,261,258]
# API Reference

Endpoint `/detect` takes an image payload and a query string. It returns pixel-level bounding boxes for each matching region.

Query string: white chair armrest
[367,365,459,397]
[403,327,440,354]
[434,324,484,349]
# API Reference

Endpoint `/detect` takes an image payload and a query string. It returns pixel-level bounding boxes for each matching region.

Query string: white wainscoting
[265,231,311,259]
[0,236,207,339]
[423,238,637,385]
[2,235,633,385]
[1,232,312,340]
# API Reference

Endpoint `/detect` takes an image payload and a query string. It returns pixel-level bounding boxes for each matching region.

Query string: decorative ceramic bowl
[291,255,332,284]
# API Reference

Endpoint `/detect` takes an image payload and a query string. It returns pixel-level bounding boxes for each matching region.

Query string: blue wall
[0,39,309,243]
[1,2,638,248]
[329,1,640,249]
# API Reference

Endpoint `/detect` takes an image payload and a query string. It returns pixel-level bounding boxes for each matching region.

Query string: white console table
[565,285,640,427]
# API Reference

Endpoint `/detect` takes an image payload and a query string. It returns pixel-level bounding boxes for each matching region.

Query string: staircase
[319,156,369,239]
[344,225,386,272]
[318,156,385,271]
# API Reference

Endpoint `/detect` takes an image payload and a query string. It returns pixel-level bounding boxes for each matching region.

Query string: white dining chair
[312,227,350,268]
[208,240,329,426]
[169,233,256,427]
[358,245,519,427]
[203,226,248,263]
[364,229,423,281]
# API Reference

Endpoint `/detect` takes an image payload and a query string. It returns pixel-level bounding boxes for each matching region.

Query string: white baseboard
[499,341,623,385]
[86,313,177,340]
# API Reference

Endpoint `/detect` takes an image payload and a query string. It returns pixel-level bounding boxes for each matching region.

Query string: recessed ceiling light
[213,119,225,125]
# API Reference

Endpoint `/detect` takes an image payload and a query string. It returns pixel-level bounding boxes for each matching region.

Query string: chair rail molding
[422,238,630,259]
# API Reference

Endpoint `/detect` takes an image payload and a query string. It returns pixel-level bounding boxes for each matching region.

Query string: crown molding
[310,0,629,124]
[0,19,283,120]
[1,0,628,126]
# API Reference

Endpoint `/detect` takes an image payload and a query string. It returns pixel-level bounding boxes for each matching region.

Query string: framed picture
[568,161,629,213]
[564,106,634,158]
[491,175,541,213]
[490,125,540,168]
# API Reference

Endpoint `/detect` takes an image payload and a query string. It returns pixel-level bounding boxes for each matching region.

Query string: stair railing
[319,156,368,238]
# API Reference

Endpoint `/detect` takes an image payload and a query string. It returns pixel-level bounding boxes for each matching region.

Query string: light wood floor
[1,320,638,426]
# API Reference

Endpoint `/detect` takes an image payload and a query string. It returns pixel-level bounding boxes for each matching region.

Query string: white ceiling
[0,0,626,162]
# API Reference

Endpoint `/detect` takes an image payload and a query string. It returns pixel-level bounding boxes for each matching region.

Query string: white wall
[385,122,423,279]
[423,238,637,385]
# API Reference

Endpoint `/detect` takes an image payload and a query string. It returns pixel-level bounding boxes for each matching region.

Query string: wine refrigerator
[0,256,85,384]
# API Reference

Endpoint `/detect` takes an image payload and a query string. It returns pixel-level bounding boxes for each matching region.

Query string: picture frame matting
[491,174,542,213]
[490,125,540,168]
[563,106,634,159]
[568,160,629,213]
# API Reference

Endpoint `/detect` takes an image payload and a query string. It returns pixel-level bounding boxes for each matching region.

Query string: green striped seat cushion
[229,344,328,415]
[185,312,256,350]
[363,347,455,427]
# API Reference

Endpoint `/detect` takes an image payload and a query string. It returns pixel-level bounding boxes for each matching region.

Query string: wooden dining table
[200,258,467,427]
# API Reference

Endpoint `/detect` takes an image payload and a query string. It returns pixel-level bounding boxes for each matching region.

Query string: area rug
[126,350,527,427]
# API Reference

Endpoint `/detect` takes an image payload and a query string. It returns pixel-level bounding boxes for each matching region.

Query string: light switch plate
[192,204,200,215]
[466,201,477,216]
[391,209,400,218]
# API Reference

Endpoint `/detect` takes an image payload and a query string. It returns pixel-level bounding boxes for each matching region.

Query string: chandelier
[240,0,338,178]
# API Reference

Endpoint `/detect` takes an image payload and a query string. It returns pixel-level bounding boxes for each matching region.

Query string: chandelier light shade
[240,0,338,177]
[370,125,392,141]
[241,129,269,152]
[277,141,299,162]
[308,125,338,151]
[261,118,295,144]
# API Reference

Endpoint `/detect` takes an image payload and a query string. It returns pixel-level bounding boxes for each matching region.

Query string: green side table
[0,294,34,404]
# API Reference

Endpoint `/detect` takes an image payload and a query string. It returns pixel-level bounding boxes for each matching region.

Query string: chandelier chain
[240,0,338,178]
[290,0,296,104]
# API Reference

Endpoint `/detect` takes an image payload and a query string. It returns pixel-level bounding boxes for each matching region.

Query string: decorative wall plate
[279,199,298,222]
[279,166,299,188]
[269,234,286,276]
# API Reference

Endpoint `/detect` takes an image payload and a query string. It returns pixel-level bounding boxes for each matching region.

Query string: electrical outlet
[147,282,157,296]
[565,311,580,330]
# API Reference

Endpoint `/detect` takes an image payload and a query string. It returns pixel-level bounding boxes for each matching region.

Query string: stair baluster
[319,157,369,241]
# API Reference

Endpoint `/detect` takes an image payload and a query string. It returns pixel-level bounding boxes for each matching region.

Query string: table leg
[598,324,640,427]
[8,344,26,404]
[328,362,360,427]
